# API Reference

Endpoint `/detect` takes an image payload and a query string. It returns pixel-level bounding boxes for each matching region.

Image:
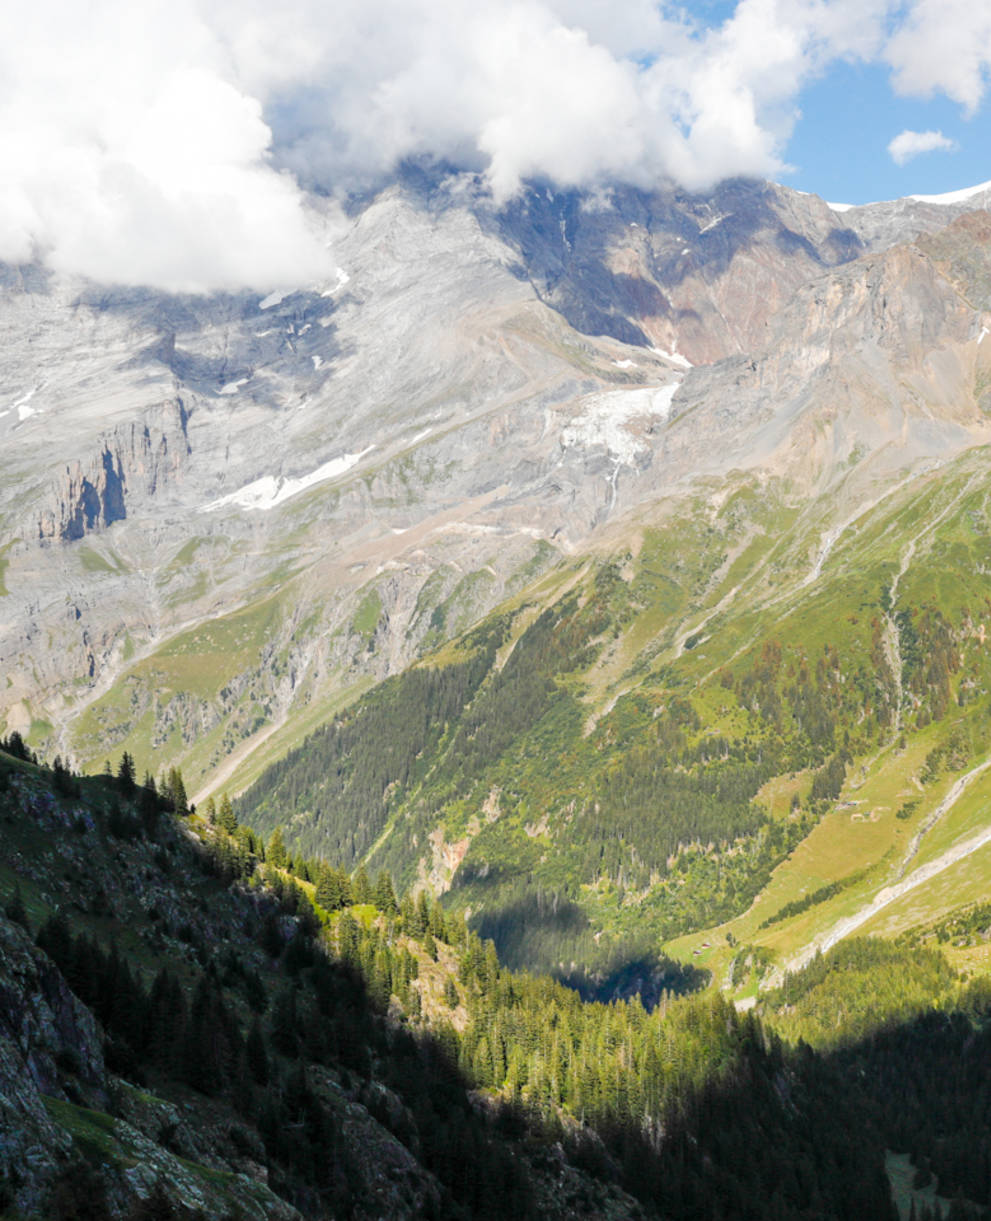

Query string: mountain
[7,170,991,1220]
[6,170,991,991]
[3,173,987,806]
[224,190,991,994]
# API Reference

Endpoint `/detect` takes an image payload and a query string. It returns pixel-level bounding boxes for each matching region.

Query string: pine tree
[218,792,236,833]
[315,862,342,911]
[337,911,359,963]
[415,890,431,936]
[373,870,399,914]
[139,774,159,831]
[352,864,373,905]
[429,899,448,942]
[117,751,136,796]
[268,828,287,869]
[168,768,189,817]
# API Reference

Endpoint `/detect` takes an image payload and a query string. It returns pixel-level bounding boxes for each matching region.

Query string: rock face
[1,173,989,791]
[484,177,868,364]
[0,916,97,1216]
[37,399,190,541]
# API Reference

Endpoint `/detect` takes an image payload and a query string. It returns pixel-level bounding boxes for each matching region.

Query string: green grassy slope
[235,448,991,988]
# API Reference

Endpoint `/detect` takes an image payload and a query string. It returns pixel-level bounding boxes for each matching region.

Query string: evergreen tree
[268,828,287,869]
[415,890,431,936]
[139,775,160,830]
[2,730,31,762]
[315,862,343,911]
[373,870,399,914]
[218,791,236,833]
[52,755,79,797]
[429,898,448,942]
[167,767,189,817]
[352,864,373,905]
[117,751,136,797]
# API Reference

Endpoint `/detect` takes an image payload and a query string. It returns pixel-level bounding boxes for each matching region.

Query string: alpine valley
[4,170,991,1220]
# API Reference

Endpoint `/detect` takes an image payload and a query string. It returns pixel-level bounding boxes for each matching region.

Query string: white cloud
[0,0,985,292]
[0,0,332,293]
[887,128,957,166]
[226,0,896,199]
[885,1,991,113]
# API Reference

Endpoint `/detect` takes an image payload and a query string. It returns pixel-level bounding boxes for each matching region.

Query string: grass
[860,838,991,942]
[42,1096,132,1166]
[77,545,125,575]
[663,724,991,990]
[352,587,383,640]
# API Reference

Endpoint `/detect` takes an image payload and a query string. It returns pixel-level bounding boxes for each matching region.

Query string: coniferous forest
[3,743,991,1219]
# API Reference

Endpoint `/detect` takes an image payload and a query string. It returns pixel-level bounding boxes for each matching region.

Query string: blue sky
[786,60,991,204]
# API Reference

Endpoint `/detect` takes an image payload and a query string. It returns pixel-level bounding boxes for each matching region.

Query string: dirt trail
[777,757,991,979]
[896,757,991,878]
[190,718,289,807]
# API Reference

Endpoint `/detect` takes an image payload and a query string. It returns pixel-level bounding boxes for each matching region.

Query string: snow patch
[321,268,350,297]
[312,355,323,370]
[561,383,679,465]
[435,522,501,536]
[979,327,988,345]
[909,179,991,205]
[612,359,637,369]
[650,346,692,370]
[10,387,39,420]
[219,378,248,395]
[202,447,374,513]
[828,180,991,213]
